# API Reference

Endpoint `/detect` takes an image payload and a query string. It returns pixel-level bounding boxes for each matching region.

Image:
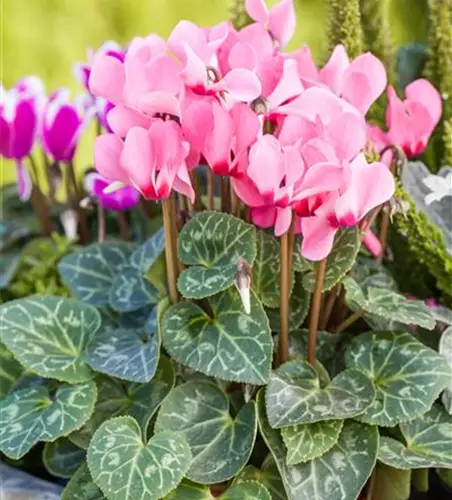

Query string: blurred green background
[1,0,428,183]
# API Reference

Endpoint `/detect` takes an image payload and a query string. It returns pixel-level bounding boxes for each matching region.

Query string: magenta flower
[94,120,194,201]
[41,90,93,162]
[85,172,140,211]
[301,154,395,261]
[0,77,45,200]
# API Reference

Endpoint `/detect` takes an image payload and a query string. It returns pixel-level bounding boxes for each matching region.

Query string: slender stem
[40,151,53,200]
[117,212,131,241]
[95,118,102,137]
[97,203,106,243]
[207,169,215,210]
[365,468,376,500]
[287,216,295,275]
[231,183,240,217]
[279,231,290,365]
[334,309,363,333]
[320,284,340,330]
[335,285,348,326]
[376,210,390,264]
[140,198,154,219]
[66,161,89,243]
[220,176,230,213]
[170,194,183,274]
[190,170,202,211]
[30,187,52,236]
[307,258,327,365]
[162,197,179,303]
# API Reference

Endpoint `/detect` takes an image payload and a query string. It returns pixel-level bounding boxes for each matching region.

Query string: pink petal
[231,175,265,207]
[283,145,304,187]
[181,43,208,90]
[168,20,207,63]
[275,206,293,236]
[252,206,277,229]
[139,92,181,118]
[293,46,320,84]
[228,41,257,71]
[120,126,156,195]
[363,230,382,257]
[218,68,262,102]
[267,58,304,110]
[204,102,234,175]
[268,0,296,48]
[278,115,318,146]
[181,99,213,153]
[230,102,260,158]
[300,138,338,167]
[320,45,350,95]
[107,105,151,137]
[342,53,387,114]
[16,160,32,201]
[0,117,11,157]
[405,78,442,128]
[245,0,269,24]
[147,55,182,95]
[295,162,345,200]
[173,162,195,202]
[324,112,367,162]
[301,215,337,261]
[89,54,125,104]
[247,135,284,200]
[12,99,37,159]
[94,133,129,184]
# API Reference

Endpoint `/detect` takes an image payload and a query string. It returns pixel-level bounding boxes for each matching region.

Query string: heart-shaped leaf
[343,277,436,330]
[162,289,272,384]
[166,480,271,500]
[345,331,451,426]
[0,342,23,397]
[378,404,452,469]
[59,242,136,306]
[253,232,285,308]
[62,462,106,500]
[86,301,167,383]
[266,359,375,428]
[0,380,96,459]
[439,326,452,414]
[155,381,257,484]
[257,390,378,500]
[233,457,285,500]
[43,438,86,478]
[0,296,101,383]
[281,419,344,465]
[87,416,192,500]
[303,228,360,292]
[267,273,310,332]
[70,356,174,449]
[177,212,256,299]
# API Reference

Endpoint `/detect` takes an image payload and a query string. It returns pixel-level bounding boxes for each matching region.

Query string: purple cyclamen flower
[41,89,93,163]
[0,77,45,200]
[85,172,140,211]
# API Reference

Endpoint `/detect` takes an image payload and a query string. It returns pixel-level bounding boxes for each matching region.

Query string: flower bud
[235,258,252,314]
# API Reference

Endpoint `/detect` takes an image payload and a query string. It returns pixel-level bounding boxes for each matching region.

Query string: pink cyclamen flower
[85,172,140,211]
[301,154,395,261]
[41,90,93,162]
[295,44,387,116]
[0,77,45,200]
[386,79,442,157]
[233,134,344,236]
[245,0,296,48]
[94,119,194,201]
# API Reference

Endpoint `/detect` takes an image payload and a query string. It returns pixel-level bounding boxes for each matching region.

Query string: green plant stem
[307,259,327,365]
[28,156,52,236]
[66,161,89,244]
[97,203,106,243]
[231,183,240,217]
[377,209,390,264]
[116,212,131,241]
[207,169,215,210]
[162,196,179,304]
[334,309,363,333]
[191,170,202,211]
[279,231,290,366]
[220,176,231,213]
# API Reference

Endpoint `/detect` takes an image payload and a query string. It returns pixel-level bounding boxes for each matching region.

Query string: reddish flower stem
[307,258,327,365]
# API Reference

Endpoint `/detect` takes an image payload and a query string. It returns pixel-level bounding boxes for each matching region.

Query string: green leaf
[373,463,411,500]
[69,356,174,449]
[177,212,256,299]
[87,416,192,500]
[345,331,451,426]
[43,438,86,478]
[86,302,166,383]
[256,390,379,500]
[0,220,32,252]
[233,458,286,500]
[303,228,360,292]
[266,359,375,428]
[165,480,271,500]
[62,462,106,500]
[343,277,436,330]
[253,232,283,308]
[0,380,96,459]
[0,342,23,397]
[0,296,101,383]
[155,381,256,484]
[162,288,272,384]
[281,420,344,465]
[439,326,452,414]
[350,256,398,292]
[267,273,310,332]
[59,242,136,306]
[378,404,452,469]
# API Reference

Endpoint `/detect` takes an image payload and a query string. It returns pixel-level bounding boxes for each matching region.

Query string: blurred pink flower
[85,172,140,212]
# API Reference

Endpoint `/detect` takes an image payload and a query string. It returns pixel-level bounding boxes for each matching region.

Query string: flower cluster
[1,0,442,261]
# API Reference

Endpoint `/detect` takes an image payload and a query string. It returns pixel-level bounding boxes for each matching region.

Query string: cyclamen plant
[1,0,451,499]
